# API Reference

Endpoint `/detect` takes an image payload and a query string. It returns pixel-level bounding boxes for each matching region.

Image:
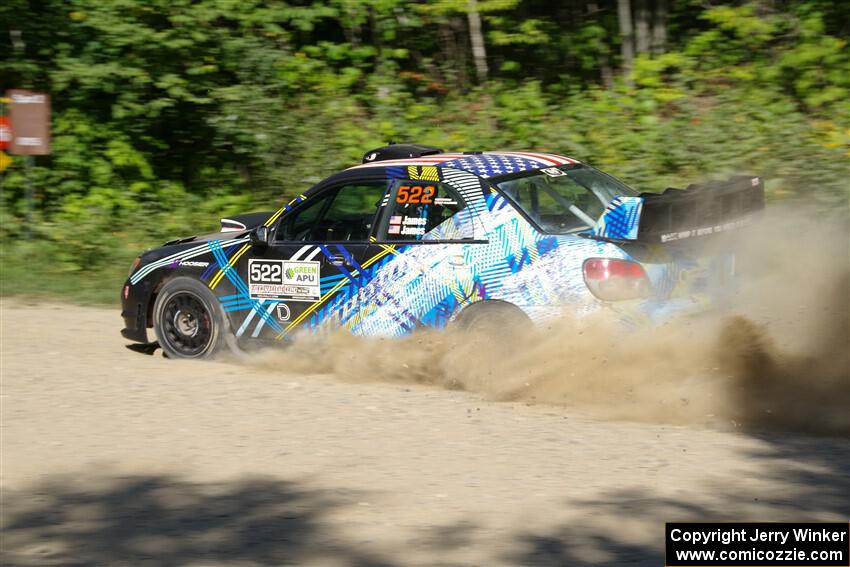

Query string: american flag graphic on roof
[441,154,542,178]
[347,151,577,178]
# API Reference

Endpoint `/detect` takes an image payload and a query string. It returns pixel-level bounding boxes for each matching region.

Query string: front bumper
[120,279,151,343]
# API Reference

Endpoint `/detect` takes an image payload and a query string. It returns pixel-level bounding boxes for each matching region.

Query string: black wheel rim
[160,292,213,357]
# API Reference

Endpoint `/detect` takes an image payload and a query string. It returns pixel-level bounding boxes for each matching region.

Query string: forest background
[1,0,848,302]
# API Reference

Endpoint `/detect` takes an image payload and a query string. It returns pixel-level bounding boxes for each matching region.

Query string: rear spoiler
[592,176,764,244]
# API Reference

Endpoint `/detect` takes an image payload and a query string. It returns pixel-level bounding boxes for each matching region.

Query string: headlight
[128,256,142,277]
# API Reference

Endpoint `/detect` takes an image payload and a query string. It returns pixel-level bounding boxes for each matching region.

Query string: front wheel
[153,277,230,359]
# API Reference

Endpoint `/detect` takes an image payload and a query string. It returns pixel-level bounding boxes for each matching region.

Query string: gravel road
[2,300,848,566]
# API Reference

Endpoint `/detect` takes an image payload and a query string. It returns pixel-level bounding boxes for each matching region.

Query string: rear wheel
[153,278,231,359]
[454,301,531,341]
[444,301,532,395]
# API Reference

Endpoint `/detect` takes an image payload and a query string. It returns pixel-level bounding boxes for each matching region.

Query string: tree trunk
[635,0,651,55]
[599,53,615,89]
[466,0,488,84]
[440,20,467,91]
[652,0,668,54]
[617,0,634,80]
[369,5,381,61]
[588,1,614,89]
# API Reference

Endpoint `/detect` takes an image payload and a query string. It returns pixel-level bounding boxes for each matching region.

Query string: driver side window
[276,181,388,242]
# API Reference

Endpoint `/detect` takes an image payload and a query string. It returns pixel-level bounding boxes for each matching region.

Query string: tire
[453,301,531,341]
[443,302,532,395]
[152,277,234,360]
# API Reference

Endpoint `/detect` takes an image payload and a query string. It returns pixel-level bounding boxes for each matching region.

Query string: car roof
[346,151,580,179]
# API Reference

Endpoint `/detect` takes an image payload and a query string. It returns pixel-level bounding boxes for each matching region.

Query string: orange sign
[0,116,10,151]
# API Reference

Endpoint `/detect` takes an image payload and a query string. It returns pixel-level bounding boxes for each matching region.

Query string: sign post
[7,89,51,238]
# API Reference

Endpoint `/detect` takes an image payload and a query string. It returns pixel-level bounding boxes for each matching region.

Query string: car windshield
[495,164,637,234]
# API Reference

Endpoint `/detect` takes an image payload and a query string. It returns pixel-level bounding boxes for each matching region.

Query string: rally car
[121,143,763,359]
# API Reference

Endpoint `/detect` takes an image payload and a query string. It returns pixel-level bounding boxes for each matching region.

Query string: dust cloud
[248,204,849,435]
[715,204,849,434]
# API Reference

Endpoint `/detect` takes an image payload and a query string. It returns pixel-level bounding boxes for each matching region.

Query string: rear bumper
[615,296,714,326]
[520,294,718,328]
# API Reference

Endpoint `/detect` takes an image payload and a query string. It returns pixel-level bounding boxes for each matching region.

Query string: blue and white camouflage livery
[121,148,760,358]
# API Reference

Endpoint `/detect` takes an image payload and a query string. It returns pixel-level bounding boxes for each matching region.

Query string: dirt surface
[2,300,849,567]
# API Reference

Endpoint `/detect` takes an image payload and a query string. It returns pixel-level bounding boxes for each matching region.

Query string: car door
[230,177,390,342]
[343,174,488,336]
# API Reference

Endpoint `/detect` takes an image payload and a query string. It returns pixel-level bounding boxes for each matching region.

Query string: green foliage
[0,0,847,303]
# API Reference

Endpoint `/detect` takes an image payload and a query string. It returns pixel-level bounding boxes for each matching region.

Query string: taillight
[123,285,130,300]
[583,258,651,301]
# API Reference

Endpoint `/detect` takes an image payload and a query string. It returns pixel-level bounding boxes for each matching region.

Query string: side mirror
[250,225,270,247]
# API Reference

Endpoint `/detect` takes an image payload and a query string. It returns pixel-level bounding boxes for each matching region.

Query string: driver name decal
[249,259,320,302]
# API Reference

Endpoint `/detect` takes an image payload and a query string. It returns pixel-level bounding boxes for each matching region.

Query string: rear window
[495,164,636,234]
